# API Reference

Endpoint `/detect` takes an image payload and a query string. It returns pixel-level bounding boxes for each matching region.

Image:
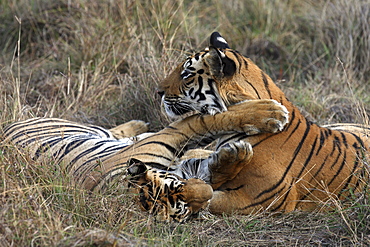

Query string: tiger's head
[158,32,287,118]
[127,159,213,222]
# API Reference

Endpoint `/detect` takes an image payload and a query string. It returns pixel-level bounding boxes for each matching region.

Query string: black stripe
[274,137,319,210]
[251,134,276,148]
[327,153,347,187]
[330,149,342,169]
[70,143,107,172]
[261,72,272,99]
[337,149,362,198]
[102,143,129,152]
[349,154,366,194]
[11,129,95,142]
[245,80,261,99]
[225,185,243,191]
[271,183,294,211]
[348,132,366,149]
[87,125,112,138]
[243,58,248,70]
[283,108,296,131]
[312,154,329,180]
[141,162,176,171]
[80,144,129,167]
[193,76,206,101]
[162,127,192,140]
[241,185,286,210]
[299,154,330,201]
[282,118,302,145]
[135,141,177,156]
[340,132,348,148]
[256,120,312,199]
[185,123,215,148]
[185,78,195,86]
[33,136,65,159]
[55,138,97,162]
[230,50,243,74]
[329,135,340,157]
[316,129,327,155]
[216,133,247,149]
[325,128,332,138]
[4,118,59,135]
[296,137,319,178]
[6,120,111,142]
[128,152,173,162]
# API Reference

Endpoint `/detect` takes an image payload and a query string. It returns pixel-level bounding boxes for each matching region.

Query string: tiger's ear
[205,46,236,79]
[206,31,236,79]
[210,32,230,49]
[127,158,147,176]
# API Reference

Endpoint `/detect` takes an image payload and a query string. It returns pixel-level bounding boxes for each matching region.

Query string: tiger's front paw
[109,120,149,139]
[229,99,289,135]
[260,100,289,133]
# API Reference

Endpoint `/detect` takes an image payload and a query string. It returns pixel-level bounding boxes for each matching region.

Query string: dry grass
[1,0,370,245]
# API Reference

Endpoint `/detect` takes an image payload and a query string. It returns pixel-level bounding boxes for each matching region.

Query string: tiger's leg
[109,120,149,139]
[209,190,261,214]
[209,183,300,215]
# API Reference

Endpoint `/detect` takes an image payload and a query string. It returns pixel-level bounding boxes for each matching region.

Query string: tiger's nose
[157,90,164,98]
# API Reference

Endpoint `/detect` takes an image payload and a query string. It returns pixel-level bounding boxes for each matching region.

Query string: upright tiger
[158,32,370,214]
[2,100,288,222]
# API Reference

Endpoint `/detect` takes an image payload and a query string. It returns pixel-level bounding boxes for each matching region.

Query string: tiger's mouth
[200,104,225,115]
[163,99,226,119]
[164,102,195,117]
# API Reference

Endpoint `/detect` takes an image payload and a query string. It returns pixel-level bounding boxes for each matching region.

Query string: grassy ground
[0,0,369,245]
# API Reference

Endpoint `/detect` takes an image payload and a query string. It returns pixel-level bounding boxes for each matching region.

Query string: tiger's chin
[165,108,198,121]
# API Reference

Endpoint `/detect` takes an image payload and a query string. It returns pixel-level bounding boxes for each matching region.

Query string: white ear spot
[217,36,227,44]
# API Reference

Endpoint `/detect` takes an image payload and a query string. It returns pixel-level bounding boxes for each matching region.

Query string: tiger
[157,32,370,215]
[2,99,289,222]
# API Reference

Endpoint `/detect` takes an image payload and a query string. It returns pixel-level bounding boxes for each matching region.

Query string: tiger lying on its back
[158,32,370,214]
[3,100,288,222]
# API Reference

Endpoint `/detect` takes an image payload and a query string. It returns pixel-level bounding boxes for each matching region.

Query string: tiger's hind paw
[109,120,149,139]
[209,141,253,188]
[215,141,252,165]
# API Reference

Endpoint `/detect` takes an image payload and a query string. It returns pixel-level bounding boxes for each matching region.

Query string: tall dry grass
[0,0,369,245]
